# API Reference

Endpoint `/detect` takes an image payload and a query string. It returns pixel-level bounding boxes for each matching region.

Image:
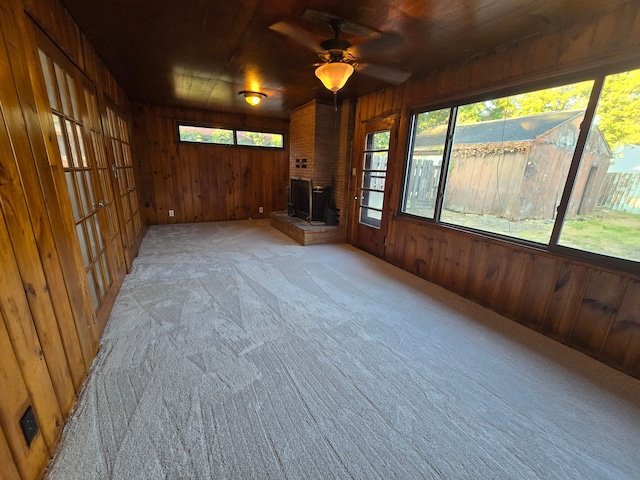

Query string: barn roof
[415,110,584,148]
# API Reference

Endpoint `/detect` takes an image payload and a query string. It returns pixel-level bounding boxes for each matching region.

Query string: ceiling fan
[269,9,411,94]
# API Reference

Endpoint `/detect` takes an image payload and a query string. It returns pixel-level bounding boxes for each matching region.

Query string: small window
[178,125,233,145]
[237,130,284,148]
[177,123,284,149]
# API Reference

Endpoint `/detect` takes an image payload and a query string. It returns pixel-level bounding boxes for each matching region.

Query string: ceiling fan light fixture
[315,62,354,93]
[239,90,267,106]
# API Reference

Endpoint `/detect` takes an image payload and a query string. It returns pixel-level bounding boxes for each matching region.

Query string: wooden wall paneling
[0,80,76,420]
[464,239,491,303]
[570,271,627,356]
[0,208,63,454]
[1,10,92,386]
[443,234,473,295]
[80,32,99,85]
[159,108,180,223]
[364,94,377,121]
[518,255,560,331]
[544,262,592,341]
[411,231,430,280]
[0,424,21,480]
[145,106,169,222]
[433,229,454,288]
[355,5,640,379]
[373,90,385,118]
[452,59,475,95]
[557,15,600,69]
[468,53,491,93]
[135,104,288,224]
[251,150,262,217]
[219,148,232,221]
[504,38,537,83]
[187,144,201,222]
[533,31,567,80]
[0,309,50,479]
[23,0,84,70]
[383,220,406,268]
[198,146,213,222]
[599,279,640,376]
[480,242,510,309]
[236,148,250,219]
[382,87,394,116]
[133,105,157,224]
[500,250,534,319]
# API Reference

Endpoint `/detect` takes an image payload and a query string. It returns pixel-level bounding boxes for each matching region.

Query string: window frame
[398,66,639,274]
[176,121,285,149]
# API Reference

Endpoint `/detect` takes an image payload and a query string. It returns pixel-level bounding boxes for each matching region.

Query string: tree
[415,69,640,149]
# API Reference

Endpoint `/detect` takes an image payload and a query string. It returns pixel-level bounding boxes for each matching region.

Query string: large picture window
[402,67,640,267]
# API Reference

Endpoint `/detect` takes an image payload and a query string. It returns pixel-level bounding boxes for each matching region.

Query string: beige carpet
[46,219,640,479]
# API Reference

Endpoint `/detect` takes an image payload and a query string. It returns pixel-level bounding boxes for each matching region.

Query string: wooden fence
[597,172,640,214]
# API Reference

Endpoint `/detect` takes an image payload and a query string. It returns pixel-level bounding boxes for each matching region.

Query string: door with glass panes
[37,37,122,330]
[352,117,397,257]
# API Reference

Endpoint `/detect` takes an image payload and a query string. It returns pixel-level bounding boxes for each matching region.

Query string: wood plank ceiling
[60,0,627,118]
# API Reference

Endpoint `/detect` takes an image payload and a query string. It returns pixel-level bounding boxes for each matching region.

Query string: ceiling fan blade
[269,22,323,53]
[349,31,403,60]
[358,63,411,85]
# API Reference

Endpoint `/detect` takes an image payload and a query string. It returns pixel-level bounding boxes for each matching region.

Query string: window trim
[176,121,285,149]
[398,66,640,275]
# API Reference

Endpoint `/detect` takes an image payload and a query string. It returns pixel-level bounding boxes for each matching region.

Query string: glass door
[37,45,119,327]
[353,117,397,257]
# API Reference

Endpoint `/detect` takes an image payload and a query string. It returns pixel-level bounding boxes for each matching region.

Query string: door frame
[350,115,398,257]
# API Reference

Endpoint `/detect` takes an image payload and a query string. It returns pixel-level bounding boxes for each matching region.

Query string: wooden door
[104,104,143,269]
[37,40,120,331]
[352,117,397,257]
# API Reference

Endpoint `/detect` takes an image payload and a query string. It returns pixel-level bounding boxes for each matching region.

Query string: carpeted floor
[46,219,640,479]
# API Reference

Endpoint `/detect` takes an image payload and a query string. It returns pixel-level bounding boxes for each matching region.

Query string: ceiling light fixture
[239,90,267,106]
[315,61,354,94]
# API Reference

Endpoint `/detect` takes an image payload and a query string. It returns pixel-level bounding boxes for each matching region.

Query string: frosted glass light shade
[239,90,266,106]
[315,62,354,92]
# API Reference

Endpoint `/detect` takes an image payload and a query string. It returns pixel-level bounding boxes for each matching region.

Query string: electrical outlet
[259,206,264,213]
[168,209,175,217]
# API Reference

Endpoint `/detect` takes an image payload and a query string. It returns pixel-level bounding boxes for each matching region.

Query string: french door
[352,117,397,257]
[104,104,142,268]
[37,37,121,330]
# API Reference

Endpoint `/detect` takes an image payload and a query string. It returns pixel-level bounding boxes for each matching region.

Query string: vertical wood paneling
[134,104,289,224]
[133,105,157,224]
[0,208,63,454]
[347,2,640,380]
[482,243,510,309]
[545,263,591,340]
[1,1,143,477]
[0,79,76,418]
[498,251,534,319]
[0,7,91,390]
[0,311,50,479]
[571,272,627,355]
[0,426,21,480]
[600,279,640,377]
[465,239,490,302]
[519,256,559,331]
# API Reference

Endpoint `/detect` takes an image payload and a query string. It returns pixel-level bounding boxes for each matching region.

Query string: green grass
[442,207,640,262]
[558,208,640,261]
